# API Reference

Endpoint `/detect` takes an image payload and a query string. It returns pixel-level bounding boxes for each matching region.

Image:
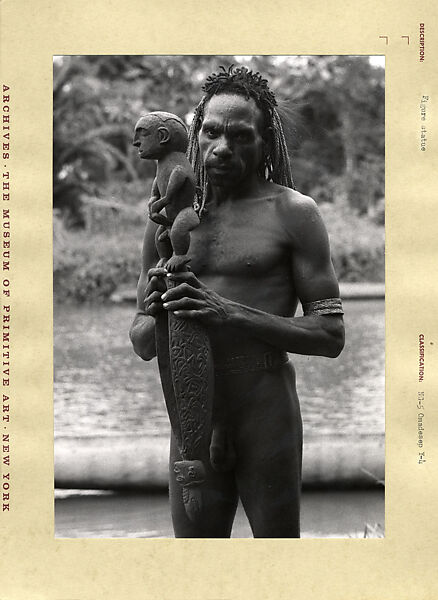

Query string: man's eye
[204,128,218,138]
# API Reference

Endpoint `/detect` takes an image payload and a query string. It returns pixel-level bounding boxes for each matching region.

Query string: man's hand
[144,267,167,317]
[161,271,230,326]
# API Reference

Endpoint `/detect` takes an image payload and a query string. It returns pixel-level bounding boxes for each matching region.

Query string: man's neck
[209,173,263,205]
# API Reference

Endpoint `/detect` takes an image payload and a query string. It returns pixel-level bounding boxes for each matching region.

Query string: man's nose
[213,137,232,158]
[133,137,140,147]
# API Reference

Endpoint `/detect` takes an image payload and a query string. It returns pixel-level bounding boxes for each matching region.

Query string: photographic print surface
[53,55,385,539]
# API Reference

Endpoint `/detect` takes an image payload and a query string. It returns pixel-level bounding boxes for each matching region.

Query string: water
[54,300,384,437]
[55,489,385,538]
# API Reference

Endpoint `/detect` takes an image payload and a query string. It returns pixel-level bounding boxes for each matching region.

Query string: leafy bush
[54,212,144,302]
[320,203,384,282]
[54,55,384,226]
[53,55,385,300]
[54,201,384,304]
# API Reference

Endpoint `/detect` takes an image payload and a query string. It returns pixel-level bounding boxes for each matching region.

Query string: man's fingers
[144,291,162,310]
[145,290,164,317]
[145,290,162,304]
[167,271,202,288]
[162,282,204,302]
[147,267,167,279]
[146,277,167,296]
[162,297,204,311]
[145,277,167,296]
[145,276,158,297]
[146,303,162,317]
[146,268,167,295]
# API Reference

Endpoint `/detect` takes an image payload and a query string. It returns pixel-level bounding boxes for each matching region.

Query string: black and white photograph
[53,55,385,539]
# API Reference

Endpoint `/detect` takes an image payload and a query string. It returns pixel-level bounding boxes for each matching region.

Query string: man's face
[199,94,265,188]
[133,118,161,159]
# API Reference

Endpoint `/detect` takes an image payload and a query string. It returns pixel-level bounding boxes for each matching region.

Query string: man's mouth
[208,162,232,173]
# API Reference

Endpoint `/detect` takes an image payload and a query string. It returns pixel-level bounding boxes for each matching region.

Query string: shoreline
[55,432,384,491]
[54,488,385,539]
[109,281,385,304]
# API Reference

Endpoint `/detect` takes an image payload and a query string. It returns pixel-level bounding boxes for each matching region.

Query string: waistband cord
[214,351,289,374]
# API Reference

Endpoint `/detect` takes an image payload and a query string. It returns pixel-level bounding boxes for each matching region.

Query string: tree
[53,55,384,226]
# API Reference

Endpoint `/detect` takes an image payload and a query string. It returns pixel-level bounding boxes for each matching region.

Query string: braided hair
[187,65,295,216]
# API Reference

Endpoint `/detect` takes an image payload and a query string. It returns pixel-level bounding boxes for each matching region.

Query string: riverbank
[55,432,384,490]
[54,203,385,304]
[110,281,385,304]
[55,489,384,538]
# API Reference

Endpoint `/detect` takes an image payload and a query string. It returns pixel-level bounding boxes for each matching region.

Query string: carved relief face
[199,94,265,189]
[133,117,164,159]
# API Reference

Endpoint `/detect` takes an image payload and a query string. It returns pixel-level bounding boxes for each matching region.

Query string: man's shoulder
[270,185,320,228]
[272,184,316,210]
[264,184,328,251]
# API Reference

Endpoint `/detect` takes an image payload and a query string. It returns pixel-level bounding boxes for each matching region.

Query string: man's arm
[129,218,163,361]
[161,192,344,358]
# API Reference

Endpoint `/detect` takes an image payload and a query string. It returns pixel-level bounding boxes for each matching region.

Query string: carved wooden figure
[133,112,214,521]
[134,112,200,272]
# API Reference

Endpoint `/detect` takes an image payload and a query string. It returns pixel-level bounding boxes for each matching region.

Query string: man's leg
[233,364,303,538]
[168,432,239,537]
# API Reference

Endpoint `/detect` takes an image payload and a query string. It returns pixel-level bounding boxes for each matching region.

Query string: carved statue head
[133,111,188,159]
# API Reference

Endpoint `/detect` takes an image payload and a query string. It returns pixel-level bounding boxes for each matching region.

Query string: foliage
[288,56,385,216]
[320,204,384,282]
[54,55,384,222]
[53,55,385,299]
[53,203,384,303]
[54,211,144,302]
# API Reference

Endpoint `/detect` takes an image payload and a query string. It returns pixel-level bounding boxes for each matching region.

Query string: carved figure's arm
[150,176,159,201]
[148,177,173,227]
[163,165,191,205]
[160,194,345,359]
[150,166,189,221]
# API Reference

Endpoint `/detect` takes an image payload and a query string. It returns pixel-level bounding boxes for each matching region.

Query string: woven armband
[302,298,344,316]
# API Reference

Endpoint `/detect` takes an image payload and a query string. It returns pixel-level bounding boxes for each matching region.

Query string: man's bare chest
[188,210,289,278]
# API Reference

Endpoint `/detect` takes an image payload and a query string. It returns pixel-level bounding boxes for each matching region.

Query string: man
[130,65,345,538]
